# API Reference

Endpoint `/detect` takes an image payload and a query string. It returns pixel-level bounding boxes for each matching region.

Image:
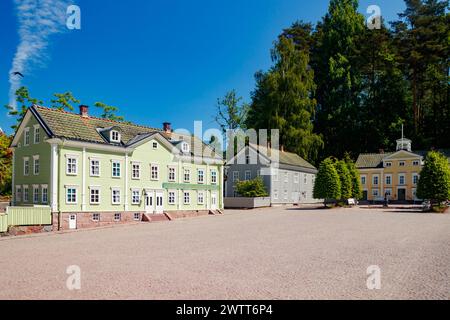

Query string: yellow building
[356,138,450,203]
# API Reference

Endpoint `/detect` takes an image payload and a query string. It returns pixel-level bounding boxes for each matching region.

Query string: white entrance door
[211,192,218,210]
[145,192,154,213]
[69,214,77,229]
[155,191,164,214]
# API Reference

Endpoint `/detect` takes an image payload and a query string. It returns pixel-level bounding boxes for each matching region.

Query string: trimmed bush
[417,151,450,207]
[235,177,269,197]
[313,157,341,206]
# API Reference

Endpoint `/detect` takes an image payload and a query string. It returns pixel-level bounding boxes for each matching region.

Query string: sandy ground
[0,206,449,300]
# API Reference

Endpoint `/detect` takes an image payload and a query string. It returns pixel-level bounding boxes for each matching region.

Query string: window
[131,189,140,204]
[294,173,299,184]
[151,164,159,180]
[194,191,203,204]
[385,175,392,185]
[198,169,205,183]
[399,161,405,167]
[183,191,190,204]
[90,159,100,177]
[284,172,288,183]
[211,170,217,184]
[372,189,379,197]
[273,190,278,200]
[110,130,121,142]
[183,169,190,182]
[112,161,121,178]
[23,157,30,176]
[114,213,121,222]
[34,126,40,144]
[16,186,22,202]
[41,186,48,204]
[384,189,392,197]
[385,162,392,167]
[304,174,307,184]
[232,171,239,182]
[67,157,78,175]
[399,174,405,185]
[361,175,366,185]
[66,188,77,204]
[33,186,39,204]
[33,156,40,175]
[168,191,176,205]
[245,155,250,165]
[245,170,251,181]
[284,190,288,200]
[24,128,30,146]
[373,175,379,185]
[181,142,190,153]
[112,189,121,204]
[134,213,140,221]
[152,142,158,149]
[23,186,29,202]
[92,213,100,222]
[412,174,419,185]
[168,167,176,182]
[132,162,140,179]
[90,188,100,204]
[413,160,420,166]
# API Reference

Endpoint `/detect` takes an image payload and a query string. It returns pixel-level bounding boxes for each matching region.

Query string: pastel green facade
[13,115,51,206]
[12,110,224,214]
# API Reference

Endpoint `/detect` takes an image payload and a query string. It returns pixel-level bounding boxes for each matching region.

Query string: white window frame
[385,174,392,185]
[183,168,190,183]
[23,157,30,176]
[65,187,78,204]
[33,185,39,204]
[112,160,121,178]
[197,191,205,205]
[398,174,406,186]
[385,162,392,168]
[384,188,392,197]
[23,185,29,202]
[399,161,406,167]
[284,172,289,183]
[412,173,419,185]
[181,142,190,153]
[372,174,379,186]
[33,155,40,175]
[92,213,100,222]
[294,173,299,184]
[131,189,141,204]
[151,164,159,180]
[168,190,176,205]
[152,141,158,149]
[111,188,121,205]
[361,175,367,185]
[66,156,78,175]
[168,166,176,182]
[273,190,278,200]
[283,190,288,200]
[232,171,239,182]
[183,191,190,205]
[41,185,48,204]
[372,189,379,197]
[33,125,40,144]
[15,185,22,202]
[412,160,420,166]
[110,130,121,143]
[197,169,205,184]
[114,213,121,222]
[89,187,101,205]
[131,162,141,180]
[245,170,251,181]
[24,127,30,146]
[211,170,217,184]
[90,158,101,177]
[133,213,140,221]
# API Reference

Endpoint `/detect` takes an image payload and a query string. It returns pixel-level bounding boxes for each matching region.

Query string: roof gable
[382,150,422,160]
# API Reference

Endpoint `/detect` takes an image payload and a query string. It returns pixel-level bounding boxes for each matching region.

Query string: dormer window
[110,130,121,143]
[181,142,190,153]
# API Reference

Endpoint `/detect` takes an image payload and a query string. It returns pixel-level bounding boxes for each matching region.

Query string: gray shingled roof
[249,144,317,170]
[33,106,221,159]
[356,150,450,168]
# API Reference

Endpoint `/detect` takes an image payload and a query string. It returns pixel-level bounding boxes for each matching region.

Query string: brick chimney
[79,105,89,118]
[163,122,171,134]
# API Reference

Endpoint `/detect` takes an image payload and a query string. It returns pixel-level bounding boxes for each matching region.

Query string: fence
[0,206,52,233]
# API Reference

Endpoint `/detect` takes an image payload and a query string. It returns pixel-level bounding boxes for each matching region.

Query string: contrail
[8,0,70,110]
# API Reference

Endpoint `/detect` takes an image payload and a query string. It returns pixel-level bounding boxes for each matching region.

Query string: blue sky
[0,0,405,136]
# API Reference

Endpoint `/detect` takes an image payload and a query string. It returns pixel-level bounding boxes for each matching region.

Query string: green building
[10,105,223,230]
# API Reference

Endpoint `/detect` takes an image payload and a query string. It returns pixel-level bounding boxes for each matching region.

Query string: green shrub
[334,159,352,200]
[235,177,269,197]
[417,151,450,206]
[313,157,341,205]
